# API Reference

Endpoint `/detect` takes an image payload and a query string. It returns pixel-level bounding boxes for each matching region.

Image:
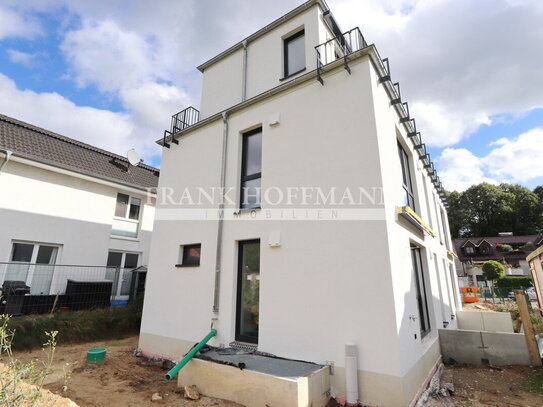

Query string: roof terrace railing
[163,106,200,148]
[315,27,368,84]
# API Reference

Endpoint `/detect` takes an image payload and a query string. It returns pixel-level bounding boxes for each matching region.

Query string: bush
[482,260,505,282]
[496,244,513,252]
[522,241,536,251]
[7,299,142,350]
[496,276,533,288]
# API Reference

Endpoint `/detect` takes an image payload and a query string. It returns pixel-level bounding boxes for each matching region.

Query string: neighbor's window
[112,193,142,238]
[284,30,305,77]
[178,244,201,267]
[464,246,475,254]
[240,128,262,209]
[411,246,431,338]
[398,142,416,210]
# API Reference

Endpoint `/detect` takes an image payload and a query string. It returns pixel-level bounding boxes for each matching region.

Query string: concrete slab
[456,311,513,333]
[481,331,531,365]
[439,329,484,365]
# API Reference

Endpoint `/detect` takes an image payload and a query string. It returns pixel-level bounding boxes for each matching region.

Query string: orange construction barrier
[460,287,479,303]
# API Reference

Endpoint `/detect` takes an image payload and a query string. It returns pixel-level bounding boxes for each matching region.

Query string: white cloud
[0,73,162,162]
[6,49,39,67]
[439,128,543,191]
[0,6,42,40]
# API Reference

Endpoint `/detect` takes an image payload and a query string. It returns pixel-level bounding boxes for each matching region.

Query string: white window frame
[106,250,140,299]
[111,193,142,239]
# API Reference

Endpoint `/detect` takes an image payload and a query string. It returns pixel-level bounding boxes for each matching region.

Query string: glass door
[236,240,260,344]
[29,246,58,295]
[106,251,139,299]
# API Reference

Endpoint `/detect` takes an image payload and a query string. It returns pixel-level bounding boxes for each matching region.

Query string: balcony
[163,106,200,148]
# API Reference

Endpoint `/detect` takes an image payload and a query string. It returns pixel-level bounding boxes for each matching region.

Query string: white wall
[0,158,155,293]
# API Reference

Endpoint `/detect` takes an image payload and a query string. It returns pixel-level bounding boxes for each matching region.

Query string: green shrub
[496,276,533,288]
[482,260,505,283]
[522,241,536,251]
[7,300,142,350]
[496,244,513,252]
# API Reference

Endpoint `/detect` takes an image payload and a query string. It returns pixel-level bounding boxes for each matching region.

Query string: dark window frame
[235,239,261,344]
[177,243,201,267]
[411,246,431,338]
[240,127,262,210]
[398,141,416,211]
[283,29,306,78]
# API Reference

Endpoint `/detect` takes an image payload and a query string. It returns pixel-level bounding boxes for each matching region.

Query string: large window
[5,242,59,295]
[398,142,416,210]
[240,128,262,210]
[411,246,431,338]
[106,251,139,298]
[283,30,305,77]
[112,193,141,238]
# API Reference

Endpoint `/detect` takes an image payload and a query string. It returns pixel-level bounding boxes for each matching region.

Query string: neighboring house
[140,1,459,406]
[0,114,158,301]
[453,233,543,284]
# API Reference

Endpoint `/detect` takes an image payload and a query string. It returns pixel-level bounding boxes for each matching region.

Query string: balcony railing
[163,106,200,148]
[315,27,368,84]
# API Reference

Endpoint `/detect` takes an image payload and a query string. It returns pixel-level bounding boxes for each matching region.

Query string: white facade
[0,143,156,296]
[140,1,459,406]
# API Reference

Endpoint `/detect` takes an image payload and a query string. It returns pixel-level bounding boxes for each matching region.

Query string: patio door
[235,240,260,344]
[4,242,58,294]
[106,251,139,299]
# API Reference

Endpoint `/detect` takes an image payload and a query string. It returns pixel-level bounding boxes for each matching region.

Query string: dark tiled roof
[453,235,543,262]
[0,114,159,190]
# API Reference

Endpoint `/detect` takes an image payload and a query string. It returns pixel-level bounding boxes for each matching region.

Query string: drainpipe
[0,149,12,173]
[241,40,248,102]
[213,112,229,313]
[345,342,359,407]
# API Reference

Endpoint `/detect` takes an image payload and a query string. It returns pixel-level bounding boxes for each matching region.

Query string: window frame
[106,250,140,298]
[398,141,416,211]
[240,127,262,210]
[176,244,202,267]
[411,246,431,338]
[283,29,306,78]
[112,193,142,239]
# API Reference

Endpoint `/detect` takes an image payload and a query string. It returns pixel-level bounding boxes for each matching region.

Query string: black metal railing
[315,27,367,84]
[163,106,200,148]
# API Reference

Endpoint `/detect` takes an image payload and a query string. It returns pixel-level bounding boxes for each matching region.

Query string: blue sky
[1,0,543,191]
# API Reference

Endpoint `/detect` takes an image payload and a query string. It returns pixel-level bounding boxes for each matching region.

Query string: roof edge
[196,0,327,72]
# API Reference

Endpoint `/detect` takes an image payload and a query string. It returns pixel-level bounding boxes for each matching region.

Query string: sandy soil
[13,336,242,407]
[437,365,543,407]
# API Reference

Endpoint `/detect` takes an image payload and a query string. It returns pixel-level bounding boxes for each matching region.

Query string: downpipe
[345,342,359,407]
[242,40,248,102]
[212,112,229,313]
[0,149,12,173]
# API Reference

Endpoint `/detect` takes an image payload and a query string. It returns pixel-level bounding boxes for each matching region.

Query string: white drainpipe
[345,342,359,407]
[242,40,248,102]
[0,149,13,173]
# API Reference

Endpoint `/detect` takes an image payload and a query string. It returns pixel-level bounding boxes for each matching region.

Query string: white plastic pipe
[345,342,359,406]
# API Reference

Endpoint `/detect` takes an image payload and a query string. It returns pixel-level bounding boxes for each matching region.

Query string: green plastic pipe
[164,329,217,381]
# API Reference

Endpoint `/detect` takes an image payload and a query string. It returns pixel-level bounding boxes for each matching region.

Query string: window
[411,246,431,337]
[283,30,305,77]
[177,244,201,267]
[398,142,416,210]
[236,240,261,343]
[6,242,59,295]
[112,193,142,238]
[106,251,139,298]
[480,244,490,254]
[464,246,475,254]
[240,128,262,210]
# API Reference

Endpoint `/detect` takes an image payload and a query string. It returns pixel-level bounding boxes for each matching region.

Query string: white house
[0,114,157,302]
[140,1,460,406]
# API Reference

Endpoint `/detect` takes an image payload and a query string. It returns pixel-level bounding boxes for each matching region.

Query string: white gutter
[213,112,229,313]
[0,148,12,173]
[8,153,157,198]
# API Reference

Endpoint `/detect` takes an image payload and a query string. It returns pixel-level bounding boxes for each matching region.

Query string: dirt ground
[13,336,242,407]
[12,336,543,407]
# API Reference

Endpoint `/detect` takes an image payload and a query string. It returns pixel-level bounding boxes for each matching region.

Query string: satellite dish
[127,148,141,166]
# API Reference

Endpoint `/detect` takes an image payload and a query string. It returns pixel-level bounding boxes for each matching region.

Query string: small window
[178,244,201,267]
[284,30,305,77]
[112,193,142,238]
[480,245,490,254]
[240,128,262,209]
[464,246,475,254]
[398,142,416,210]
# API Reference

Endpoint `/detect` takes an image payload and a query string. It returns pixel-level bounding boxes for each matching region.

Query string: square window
[178,244,201,267]
[284,30,305,77]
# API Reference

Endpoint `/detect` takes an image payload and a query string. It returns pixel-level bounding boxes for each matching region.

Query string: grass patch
[524,368,543,395]
[6,299,142,350]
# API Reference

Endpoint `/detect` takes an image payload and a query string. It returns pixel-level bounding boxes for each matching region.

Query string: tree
[498,183,540,235]
[482,260,505,285]
[446,191,467,238]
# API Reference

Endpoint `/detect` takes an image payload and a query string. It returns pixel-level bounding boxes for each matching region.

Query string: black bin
[0,281,31,315]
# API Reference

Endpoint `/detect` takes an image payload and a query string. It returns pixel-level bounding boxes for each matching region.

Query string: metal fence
[0,262,146,316]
